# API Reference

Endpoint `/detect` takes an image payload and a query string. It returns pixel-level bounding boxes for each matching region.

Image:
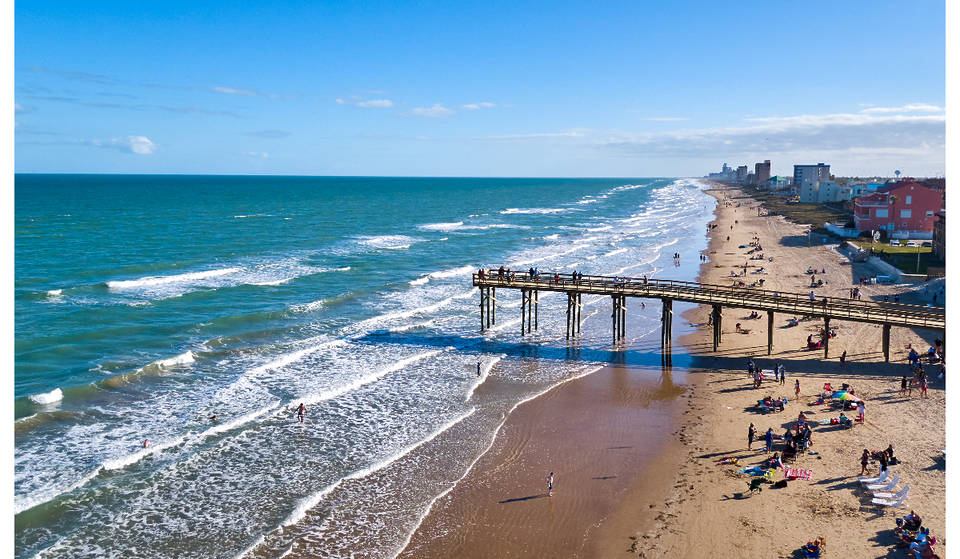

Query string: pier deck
[473,271,945,361]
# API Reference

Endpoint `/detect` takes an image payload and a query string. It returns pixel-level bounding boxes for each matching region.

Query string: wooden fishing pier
[474,271,945,361]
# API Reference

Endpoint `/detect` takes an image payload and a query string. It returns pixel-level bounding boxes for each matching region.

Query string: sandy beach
[398,182,946,558]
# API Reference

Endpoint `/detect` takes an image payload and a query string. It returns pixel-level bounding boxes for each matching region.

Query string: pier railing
[472,271,945,331]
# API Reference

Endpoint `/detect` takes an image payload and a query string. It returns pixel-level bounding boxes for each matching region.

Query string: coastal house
[853,182,943,239]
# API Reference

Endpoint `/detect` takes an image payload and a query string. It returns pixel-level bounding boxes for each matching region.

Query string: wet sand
[398,362,689,558]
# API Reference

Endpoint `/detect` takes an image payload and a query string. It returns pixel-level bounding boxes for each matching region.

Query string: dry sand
[398,183,945,558]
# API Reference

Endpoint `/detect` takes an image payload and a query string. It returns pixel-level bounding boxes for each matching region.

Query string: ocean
[14,175,716,558]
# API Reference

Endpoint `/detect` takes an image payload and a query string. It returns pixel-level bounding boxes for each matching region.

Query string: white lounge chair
[866,474,899,491]
[859,469,889,486]
[872,494,907,508]
[873,485,909,500]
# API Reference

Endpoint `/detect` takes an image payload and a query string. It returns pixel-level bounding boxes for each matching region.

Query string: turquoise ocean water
[15,175,716,558]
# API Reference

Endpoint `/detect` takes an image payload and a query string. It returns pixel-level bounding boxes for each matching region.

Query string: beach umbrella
[830,390,862,403]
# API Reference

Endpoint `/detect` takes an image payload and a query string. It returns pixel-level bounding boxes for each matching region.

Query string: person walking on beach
[794,379,800,398]
[900,375,908,395]
[297,403,307,423]
[857,401,865,423]
[779,364,786,385]
[547,472,554,497]
[878,449,888,474]
[860,449,870,475]
[764,427,773,453]
[774,366,779,383]
[840,350,847,368]
[477,361,482,377]
[748,423,756,450]
[920,375,929,398]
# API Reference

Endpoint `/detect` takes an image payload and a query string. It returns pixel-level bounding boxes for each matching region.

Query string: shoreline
[395,182,717,558]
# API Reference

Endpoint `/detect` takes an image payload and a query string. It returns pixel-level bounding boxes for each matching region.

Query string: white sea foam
[15,467,101,515]
[350,292,472,332]
[247,339,348,376]
[604,248,628,257]
[107,268,240,290]
[279,408,475,531]
[289,299,326,313]
[417,222,463,232]
[465,355,504,402]
[357,235,423,250]
[300,350,443,406]
[29,388,64,405]
[408,265,475,286]
[576,198,598,204]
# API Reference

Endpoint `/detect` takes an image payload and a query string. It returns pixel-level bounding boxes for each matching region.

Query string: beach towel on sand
[784,467,812,481]
[738,467,774,478]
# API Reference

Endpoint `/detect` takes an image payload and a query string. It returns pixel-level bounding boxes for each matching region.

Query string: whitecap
[29,388,63,405]
[154,351,196,368]
[107,268,241,290]
[499,207,569,215]
[417,222,463,232]
[408,265,475,286]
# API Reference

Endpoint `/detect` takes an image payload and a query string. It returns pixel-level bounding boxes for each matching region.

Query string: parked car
[921,242,933,247]
[889,240,900,246]
[905,241,919,247]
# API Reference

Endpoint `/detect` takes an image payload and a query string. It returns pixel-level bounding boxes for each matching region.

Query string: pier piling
[882,323,891,362]
[767,310,774,355]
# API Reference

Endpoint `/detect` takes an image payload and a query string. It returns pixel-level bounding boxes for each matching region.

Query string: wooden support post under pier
[534,289,538,331]
[882,323,891,362]
[480,288,485,331]
[566,292,573,340]
[611,295,618,344]
[521,289,527,336]
[823,316,830,359]
[661,298,673,353]
[767,310,774,355]
[712,304,723,352]
[576,293,582,334]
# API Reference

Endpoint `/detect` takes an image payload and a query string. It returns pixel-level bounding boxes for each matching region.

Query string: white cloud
[335,98,348,104]
[860,103,943,114]
[213,86,259,97]
[89,135,157,155]
[243,151,269,158]
[595,112,944,161]
[356,99,394,108]
[15,103,25,112]
[461,102,495,110]
[410,103,455,117]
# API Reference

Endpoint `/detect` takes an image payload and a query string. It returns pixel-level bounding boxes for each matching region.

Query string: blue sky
[14,0,946,176]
